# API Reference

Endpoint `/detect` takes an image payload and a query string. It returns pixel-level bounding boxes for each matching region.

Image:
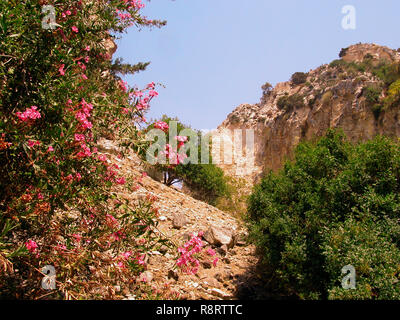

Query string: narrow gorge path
[99,139,268,300]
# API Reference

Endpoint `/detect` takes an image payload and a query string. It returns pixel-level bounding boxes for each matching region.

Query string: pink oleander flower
[16,106,41,122]
[25,240,38,253]
[148,90,158,97]
[74,134,86,142]
[28,140,41,148]
[154,121,169,132]
[72,26,79,33]
[76,143,92,158]
[47,146,54,152]
[77,61,86,71]
[72,233,82,242]
[146,82,155,90]
[81,74,88,80]
[137,254,146,266]
[213,257,219,267]
[75,173,82,181]
[116,177,126,185]
[176,233,205,275]
[59,64,65,76]
[84,46,90,51]
[119,80,128,92]
[175,136,188,143]
[207,248,216,256]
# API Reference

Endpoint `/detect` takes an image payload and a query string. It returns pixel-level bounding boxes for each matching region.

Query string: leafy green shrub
[372,62,400,87]
[247,130,400,299]
[329,59,346,69]
[277,94,305,112]
[383,79,400,109]
[291,72,308,85]
[363,86,383,119]
[176,163,230,206]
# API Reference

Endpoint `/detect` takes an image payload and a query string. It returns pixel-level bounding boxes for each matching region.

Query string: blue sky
[115,0,400,130]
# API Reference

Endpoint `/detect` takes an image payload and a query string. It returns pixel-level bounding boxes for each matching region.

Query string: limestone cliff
[216,43,400,182]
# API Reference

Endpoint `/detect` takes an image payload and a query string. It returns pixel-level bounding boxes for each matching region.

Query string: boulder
[172,213,188,229]
[203,226,236,248]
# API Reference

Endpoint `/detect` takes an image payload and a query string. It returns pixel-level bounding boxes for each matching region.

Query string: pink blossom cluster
[154,121,169,132]
[116,10,132,20]
[61,10,72,18]
[176,232,204,275]
[28,140,41,148]
[163,144,187,165]
[119,80,128,92]
[25,240,39,257]
[16,106,41,122]
[126,83,158,112]
[76,143,92,158]
[175,136,188,149]
[75,99,93,130]
[122,0,145,10]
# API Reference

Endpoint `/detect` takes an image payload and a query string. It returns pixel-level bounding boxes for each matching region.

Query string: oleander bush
[247,130,400,299]
[0,0,172,299]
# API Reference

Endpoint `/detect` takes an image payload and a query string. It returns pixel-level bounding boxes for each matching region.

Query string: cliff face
[216,43,400,182]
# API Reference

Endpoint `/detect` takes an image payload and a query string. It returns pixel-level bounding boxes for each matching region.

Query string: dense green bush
[247,130,400,299]
[176,162,230,206]
[363,86,383,119]
[290,72,308,85]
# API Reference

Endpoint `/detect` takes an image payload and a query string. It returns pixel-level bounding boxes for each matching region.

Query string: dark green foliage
[363,86,383,119]
[329,59,346,69]
[372,62,400,87]
[247,130,400,299]
[291,72,308,85]
[111,58,150,76]
[176,163,230,206]
[339,47,349,58]
[277,94,305,112]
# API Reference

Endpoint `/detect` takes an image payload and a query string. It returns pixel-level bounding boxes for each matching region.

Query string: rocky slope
[216,43,400,182]
[98,139,264,300]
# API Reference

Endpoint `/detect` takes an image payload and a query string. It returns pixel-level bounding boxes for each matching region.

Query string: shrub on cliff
[290,72,308,85]
[277,94,305,112]
[247,130,400,299]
